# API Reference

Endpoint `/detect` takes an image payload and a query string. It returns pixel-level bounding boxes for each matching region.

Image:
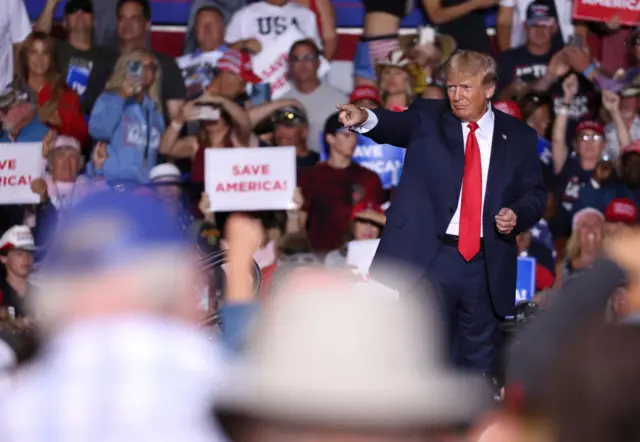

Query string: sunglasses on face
[289,54,318,63]
[579,134,603,142]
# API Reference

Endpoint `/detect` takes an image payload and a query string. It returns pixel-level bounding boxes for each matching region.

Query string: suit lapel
[439,110,465,198]
[485,110,508,214]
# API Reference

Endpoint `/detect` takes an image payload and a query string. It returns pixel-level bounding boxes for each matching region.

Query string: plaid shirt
[0,316,227,442]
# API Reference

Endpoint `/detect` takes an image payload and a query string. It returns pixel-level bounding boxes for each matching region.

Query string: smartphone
[249,83,272,107]
[194,103,220,121]
[419,27,436,46]
[125,60,142,79]
[569,34,583,47]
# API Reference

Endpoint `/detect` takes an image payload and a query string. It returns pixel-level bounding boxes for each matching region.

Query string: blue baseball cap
[38,191,188,275]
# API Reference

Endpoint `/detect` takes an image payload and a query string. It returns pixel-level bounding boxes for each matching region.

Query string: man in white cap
[0,226,36,318]
[213,216,492,442]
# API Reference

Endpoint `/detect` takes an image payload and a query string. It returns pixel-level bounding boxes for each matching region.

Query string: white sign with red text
[251,27,331,99]
[0,143,42,205]
[205,147,296,211]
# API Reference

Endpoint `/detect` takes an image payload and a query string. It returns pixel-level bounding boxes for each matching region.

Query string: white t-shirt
[500,0,573,48]
[225,1,322,50]
[0,0,31,90]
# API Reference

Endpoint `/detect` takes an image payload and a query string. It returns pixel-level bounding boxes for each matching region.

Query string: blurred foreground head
[214,269,491,442]
[544,324,640,442]
[31,191,201,332]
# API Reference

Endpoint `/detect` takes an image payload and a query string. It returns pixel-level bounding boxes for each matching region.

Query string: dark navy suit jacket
[367,99,546,317]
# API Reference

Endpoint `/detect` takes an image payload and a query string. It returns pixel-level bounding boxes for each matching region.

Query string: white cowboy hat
[214,272,491,432]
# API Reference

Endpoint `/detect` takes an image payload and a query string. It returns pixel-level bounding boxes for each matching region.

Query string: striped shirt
[0,316,227,442]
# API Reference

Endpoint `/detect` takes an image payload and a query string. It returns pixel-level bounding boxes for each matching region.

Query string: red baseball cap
[575,120,604,136]
[493,101,522,120]
[352,200,386,226]
[349,85,382,106]
[604,198,638,224]
[217,50,262,84]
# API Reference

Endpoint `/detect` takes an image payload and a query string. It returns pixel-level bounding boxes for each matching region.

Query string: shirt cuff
[351,109,379,134]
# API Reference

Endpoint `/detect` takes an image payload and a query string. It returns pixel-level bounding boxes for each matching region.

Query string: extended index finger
[336,104,352,111]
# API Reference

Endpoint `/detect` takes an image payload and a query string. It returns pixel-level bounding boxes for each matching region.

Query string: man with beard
[273,106,319,174]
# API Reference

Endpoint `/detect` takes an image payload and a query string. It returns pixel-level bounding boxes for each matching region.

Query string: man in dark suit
[337,50,546,372]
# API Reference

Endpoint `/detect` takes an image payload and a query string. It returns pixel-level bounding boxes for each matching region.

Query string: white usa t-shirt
[0,0,31,90]
[225,1,322,50]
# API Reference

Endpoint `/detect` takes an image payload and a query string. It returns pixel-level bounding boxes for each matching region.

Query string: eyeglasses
[289,54,318,63]
[579,134,603,142]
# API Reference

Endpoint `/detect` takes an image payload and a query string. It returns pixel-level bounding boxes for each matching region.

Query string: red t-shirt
[299,162,385,252]
[190,139,234,183]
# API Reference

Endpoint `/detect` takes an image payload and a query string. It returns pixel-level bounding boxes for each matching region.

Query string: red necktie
[458,122,482,262]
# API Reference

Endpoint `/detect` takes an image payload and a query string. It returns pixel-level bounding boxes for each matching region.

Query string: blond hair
[106,49,163,114]
[443,50,498,86]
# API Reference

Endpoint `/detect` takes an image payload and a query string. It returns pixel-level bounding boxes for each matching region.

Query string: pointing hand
[336,104,369,128]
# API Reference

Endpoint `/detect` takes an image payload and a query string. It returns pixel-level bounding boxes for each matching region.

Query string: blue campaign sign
[320,132,405,189]
[515,256,536,303]
[537,136,552,169]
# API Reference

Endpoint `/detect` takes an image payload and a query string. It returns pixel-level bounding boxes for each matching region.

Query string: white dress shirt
[354,107,495,237]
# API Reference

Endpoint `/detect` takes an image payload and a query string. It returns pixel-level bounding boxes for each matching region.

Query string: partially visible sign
[252,27,330,99]
[320,133,405,189]
[573,0,640,26]
[66,61,92,97]
[537,136,552,168]
[205,147,296,211]
[346,239,380,275]
[0,143,42,205]
[515,256,536,303]
[177,49,226,99]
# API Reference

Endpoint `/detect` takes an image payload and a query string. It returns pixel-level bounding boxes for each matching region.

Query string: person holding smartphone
[87,49,166,185]
[159,92,253,195]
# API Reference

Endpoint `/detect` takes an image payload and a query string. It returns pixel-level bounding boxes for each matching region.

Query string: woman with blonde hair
[87,49,166,185]
[12,31,88,145]
[376,49,414,112]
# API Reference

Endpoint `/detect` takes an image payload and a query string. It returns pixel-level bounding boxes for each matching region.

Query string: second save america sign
[573,0,640,25]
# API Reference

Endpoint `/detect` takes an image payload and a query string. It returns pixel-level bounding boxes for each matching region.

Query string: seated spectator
[30,139,108,251]
[147,163,200,234]
[603,197,638,236]
[376,49,413,111]
[0,0,31,90]
[560,207,604,285]
[552,75,606,233]
[87,49,166,185]
[0,88,49,142]
[159,93,253,188]
[496,0,571,50]
[292,0,337,59]
[34,135,89,210]
[299,112,384,253]
[36,0,115,99]
[324,199,385,267]
[0,226,36,318]
[177,5,229,100]
[603,84,639,160]
[183,0,244,55]
[349,85,382,109]
[496,3,561,101]
[423,0,493,54]
[281,39,347,154]
[272,106,319,173]
[12,32,89,145]
[224,0,322,55]
[83,0,186,121]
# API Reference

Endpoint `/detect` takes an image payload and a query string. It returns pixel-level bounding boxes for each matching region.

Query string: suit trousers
[427,242,502,372]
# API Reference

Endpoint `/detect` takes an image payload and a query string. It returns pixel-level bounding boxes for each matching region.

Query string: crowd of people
[1,0,640,440]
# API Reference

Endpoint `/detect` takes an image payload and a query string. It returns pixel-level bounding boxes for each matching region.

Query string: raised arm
[551,74,577,175]
[338,103,421,148]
